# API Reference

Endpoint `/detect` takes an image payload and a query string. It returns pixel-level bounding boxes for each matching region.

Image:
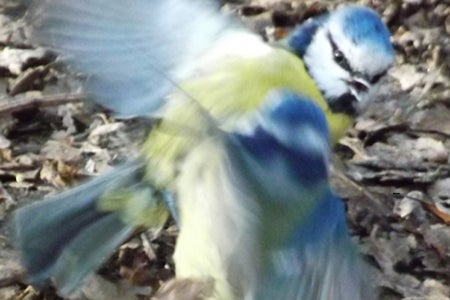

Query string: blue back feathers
[234,90,330,186]
[289,189,347,247]
[264,90,329,142]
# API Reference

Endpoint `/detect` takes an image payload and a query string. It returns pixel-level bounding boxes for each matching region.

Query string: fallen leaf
[0,47,51,75]
[393,191,422,218]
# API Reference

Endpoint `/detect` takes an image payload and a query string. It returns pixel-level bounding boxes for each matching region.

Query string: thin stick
[0,93,84,115]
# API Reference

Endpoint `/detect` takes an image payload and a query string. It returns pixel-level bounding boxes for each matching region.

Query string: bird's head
[287,5,394,116]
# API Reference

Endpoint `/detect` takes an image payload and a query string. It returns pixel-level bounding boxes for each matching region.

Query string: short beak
[348,77,370,94]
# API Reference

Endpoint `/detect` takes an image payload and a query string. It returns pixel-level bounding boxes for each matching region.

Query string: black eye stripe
[327,32,386,86]
[327,32,353,73]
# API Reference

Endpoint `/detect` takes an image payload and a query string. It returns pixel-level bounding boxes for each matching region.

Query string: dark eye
[327,32,353,73]
[334,50,344,63]
[333,49,351,71]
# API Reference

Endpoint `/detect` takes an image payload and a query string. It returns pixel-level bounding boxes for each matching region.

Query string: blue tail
[11,161,148,296]
[258,190,374,300]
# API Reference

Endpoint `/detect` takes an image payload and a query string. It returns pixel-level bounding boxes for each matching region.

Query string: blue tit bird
[174,89,373,299]
[143,3,394,189]
[11,0,393,296]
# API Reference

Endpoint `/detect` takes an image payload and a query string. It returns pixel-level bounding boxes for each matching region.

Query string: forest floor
[0,0,449,299]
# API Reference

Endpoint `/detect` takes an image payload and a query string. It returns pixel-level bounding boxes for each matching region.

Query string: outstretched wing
[27,0,230,116]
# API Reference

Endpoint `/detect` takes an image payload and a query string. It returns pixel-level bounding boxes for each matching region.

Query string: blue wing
[235,89,330,186]
[27,0,230,116]
[231,90,373,299]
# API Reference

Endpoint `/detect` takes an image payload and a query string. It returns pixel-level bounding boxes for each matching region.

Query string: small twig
[408,128,450,139]
[8,66,48,96]
[0,93,85,115]
[331,166,391,215]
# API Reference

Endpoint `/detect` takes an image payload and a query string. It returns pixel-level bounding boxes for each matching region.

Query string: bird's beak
[345,76,371,105]
[348,77,370,95]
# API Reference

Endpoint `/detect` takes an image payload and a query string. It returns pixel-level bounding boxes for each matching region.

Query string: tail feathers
[292,229,372,300]
[52,214,134,296]
[11,161,144,295]
[294,192,374,300]
[258,191,374,300]
[260,237,372,300]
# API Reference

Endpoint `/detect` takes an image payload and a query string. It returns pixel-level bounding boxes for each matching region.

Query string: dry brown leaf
[41,140,82,163]
[393,191,423,218]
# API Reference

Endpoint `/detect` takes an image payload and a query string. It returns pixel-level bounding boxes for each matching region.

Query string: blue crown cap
[337,5,393,54]
[287,5,393,57]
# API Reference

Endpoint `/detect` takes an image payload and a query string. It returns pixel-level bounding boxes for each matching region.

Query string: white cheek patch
[303,29,350,100]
